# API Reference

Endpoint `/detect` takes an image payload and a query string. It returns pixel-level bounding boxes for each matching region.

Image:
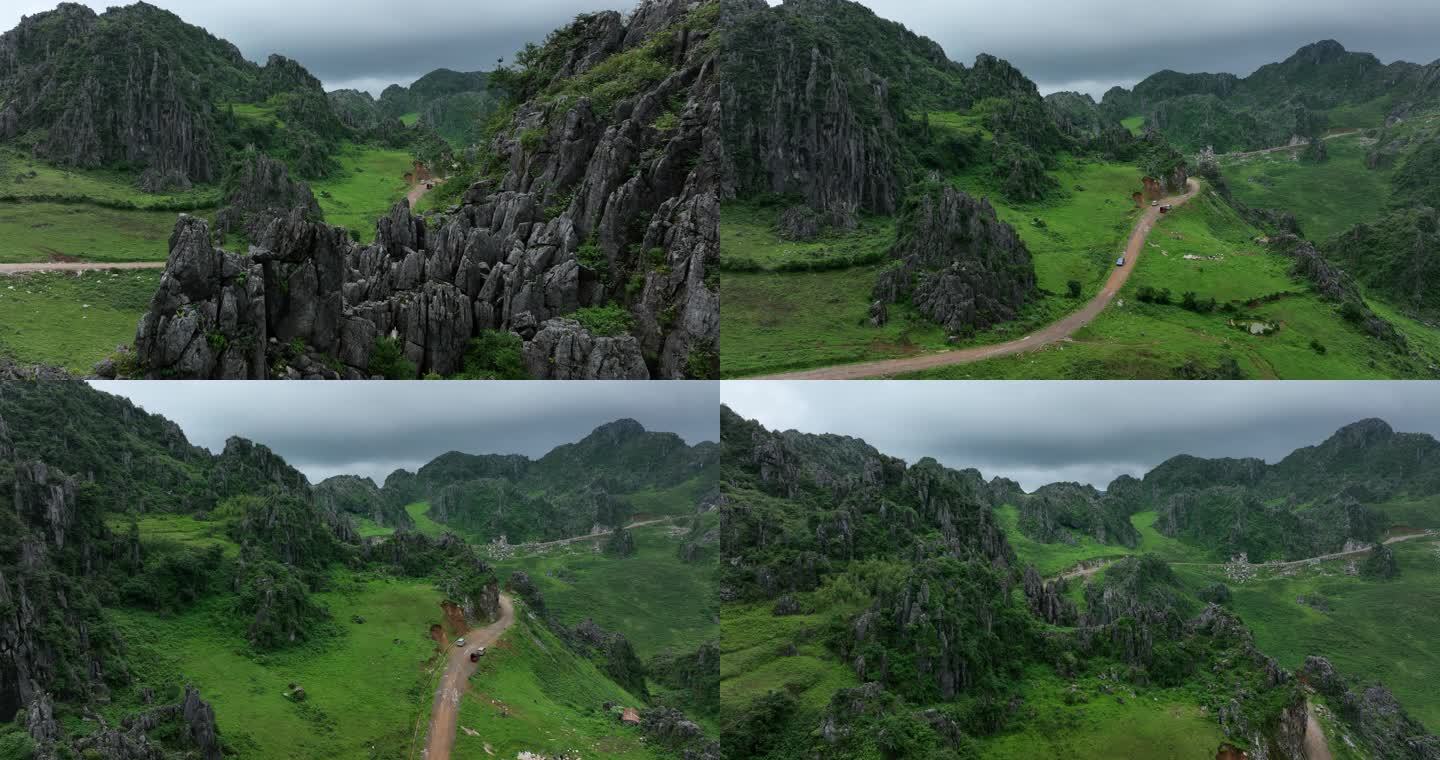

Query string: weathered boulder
[522,319,649,380]
[873,181,1037,335]
[214,149,322,241]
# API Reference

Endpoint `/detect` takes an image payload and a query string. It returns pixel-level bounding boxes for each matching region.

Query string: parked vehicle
[1116,256,1126,267]
[456,638,466,647]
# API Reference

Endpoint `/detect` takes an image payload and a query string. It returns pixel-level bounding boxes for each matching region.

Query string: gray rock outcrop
[873,182,1037,335]
[131,0,718,380]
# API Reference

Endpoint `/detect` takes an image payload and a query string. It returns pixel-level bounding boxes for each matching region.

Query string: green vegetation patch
[309,145,416,243]
[109,576,447,759]
[1220,134,1393,240]
[720,200,895,272]
[0,202,182,263]
[976,666,1225,759]
[454,609,661,760]
[0,270,158,372]
[502,522,717,658]
[1174,539,1440,731]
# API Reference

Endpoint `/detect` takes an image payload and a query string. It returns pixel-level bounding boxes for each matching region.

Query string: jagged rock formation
[1325,205,1440,320]
[314,474,415,531]
[0,3,352,187]
[720,0,906,217]
[213,149,323,241]
[1301,656,1440,758]
[873,181,1037,335]
[1019,482,1140,548]
[721,0,1077,218]
[131,0,719,380]
[1022,566,1075,625]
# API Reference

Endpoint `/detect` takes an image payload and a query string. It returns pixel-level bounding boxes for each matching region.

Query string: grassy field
[625,476,713,518]
[1219,133,1392,241]
[404,502,462,540]
[976,667,1224,759]
[110,574,446,759]
[0,148,219,208]
[719,158,1154,377]
[500,520,717,659]
[311,145,416,242]
[720,200,894,271]
[105,513,241,557]
[453,608,662,760]
[998,506,1214,577]
[1121,116,1145,136]
[0,270,157,372]
[1173,538,1440,732]
[905,187,1440,379]
[0,202,185,263]
[996,504,1134,576]
[720,600,860,726]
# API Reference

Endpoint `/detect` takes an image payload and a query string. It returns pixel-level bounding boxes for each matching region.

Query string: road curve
[754,178,1202,380]
[423,593,515,760]
[0,261,167,274]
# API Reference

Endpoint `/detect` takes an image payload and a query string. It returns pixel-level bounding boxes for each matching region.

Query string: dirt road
[755,178,1202,380]
[1048,530,1435,583]
[408,179,442,208]
[0,261,167,274]
[1219,130,1358,160]
[1304,702,1334,760]
[423,593,515,760]
[524,517,679,550]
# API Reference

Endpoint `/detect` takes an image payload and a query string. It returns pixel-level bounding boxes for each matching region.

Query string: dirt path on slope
[1219,130,1359,160]
[524,517,680,550]
[0,261,167,274]
[408,178,442,208]
[423,593,515,760]
[1047,530,1435,583]
[755,179,1202,380]
[1304,702,1334,760]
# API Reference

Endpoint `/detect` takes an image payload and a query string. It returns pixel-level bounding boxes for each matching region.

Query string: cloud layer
[724,381,1440,491]
[90,381,719,484]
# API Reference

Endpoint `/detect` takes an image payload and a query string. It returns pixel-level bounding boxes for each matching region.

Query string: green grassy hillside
[1174,538,1440,731]
[453,607,665,760]
[0,270,159,372]
[723,162,1440,378]
[1219,133,1393,241]
[501,519,717,659]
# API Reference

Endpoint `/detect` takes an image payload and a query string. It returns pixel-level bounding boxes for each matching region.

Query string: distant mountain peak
[1323,418,1395,448]
[1290,39,1349,64]
[587,418,648,442]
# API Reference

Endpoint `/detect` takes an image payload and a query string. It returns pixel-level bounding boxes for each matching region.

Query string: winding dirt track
[0,261,167,274]
[755,178,1202,380]
[523,517,680,550]
[423,593,515,760]
[407,178,441,207]
[1048,530,1435,584]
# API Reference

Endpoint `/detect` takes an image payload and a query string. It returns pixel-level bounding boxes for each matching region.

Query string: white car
[1116,257,1126,267]
[1151,200,1159,207]
[456,638,466,647]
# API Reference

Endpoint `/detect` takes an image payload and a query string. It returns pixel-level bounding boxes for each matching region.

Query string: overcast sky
[8,1,1439,98]
[89,381,718,484]
[4,0,634,95]
[724,382,1440,492]
[769,0,1440,97]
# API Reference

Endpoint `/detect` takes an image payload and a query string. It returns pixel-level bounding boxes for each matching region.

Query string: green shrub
[457,331,528,379]
[369,336,416,380]
[571,304,634,337]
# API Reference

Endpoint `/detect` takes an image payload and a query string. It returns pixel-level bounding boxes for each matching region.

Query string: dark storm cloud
[89,381,719,484]
[5,0,636,94]
[723,382,1440,491]
[768,0,1440,97]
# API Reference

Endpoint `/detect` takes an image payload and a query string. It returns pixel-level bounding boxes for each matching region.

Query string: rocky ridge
[129,0,720,380]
